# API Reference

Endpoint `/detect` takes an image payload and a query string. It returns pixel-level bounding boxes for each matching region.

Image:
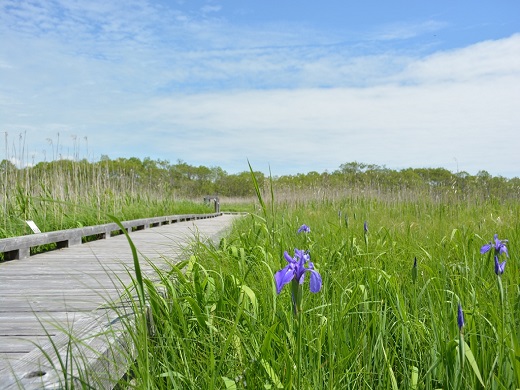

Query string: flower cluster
[480,234,508,257]
[274,224,322,315]
[274,249,322,295]
[297,224,311,233]
[481,234,508,275]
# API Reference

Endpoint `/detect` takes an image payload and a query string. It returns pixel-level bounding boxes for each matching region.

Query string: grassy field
[112,184,520,390]
[3,150,519,388]
[0,159,255,241]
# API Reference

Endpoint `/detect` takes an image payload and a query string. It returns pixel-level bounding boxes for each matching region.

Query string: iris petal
[284,251,295,263]
[457,303,464,330]
[274,265,294,294]
[309,270,322,293]
[500,246,509,257]
[480,243,491,254]
[297,224,310,233]
[275,248,323,295]
[494,256,507,275]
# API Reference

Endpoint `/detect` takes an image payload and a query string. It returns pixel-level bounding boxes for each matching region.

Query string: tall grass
[0,135,215,240]
[5,133,518,388]
[114,186,520,389]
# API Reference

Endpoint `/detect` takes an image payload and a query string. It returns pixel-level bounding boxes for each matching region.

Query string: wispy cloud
[0,0,446,96]
[398,33,520,83]
[374,20,447,41]
[1,0,519,177]
[129,33,520,175]
[201,4,222,14]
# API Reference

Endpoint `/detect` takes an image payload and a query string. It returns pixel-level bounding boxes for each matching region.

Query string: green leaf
[260,323,279,357]
[410,366,418,390]
[463,340,485,387]
[240,284,258,318]
[450,228,459,241]
[381,341,398,390]
[159,371,185,379]
[221,377,237,390]
[261,358,284,389]
[167,261,189,285]
[248,160,267,219]
[184,296,208,331]
[108,214,145,307]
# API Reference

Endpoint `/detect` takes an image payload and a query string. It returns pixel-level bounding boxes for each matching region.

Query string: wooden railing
[0,213,222,261]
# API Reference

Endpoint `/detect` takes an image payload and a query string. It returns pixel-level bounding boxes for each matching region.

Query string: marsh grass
[16,192,520,389]
[0,135,213,240]
[10,165,520,388]
[106,183,520,390]
[1,166,211,239]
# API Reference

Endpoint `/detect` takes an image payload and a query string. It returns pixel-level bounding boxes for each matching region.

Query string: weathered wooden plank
[0,298,120,313]
[0,311,130,389]
[0,337,58,353]
[0,312,105,337]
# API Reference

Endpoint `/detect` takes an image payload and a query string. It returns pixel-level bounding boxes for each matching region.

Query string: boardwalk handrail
[0,213,222,261]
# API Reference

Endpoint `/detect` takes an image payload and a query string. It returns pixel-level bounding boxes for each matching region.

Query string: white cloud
[1,1,519,177]
[400,33,520,84]
[127,34,520,176]
[372,20,447,41]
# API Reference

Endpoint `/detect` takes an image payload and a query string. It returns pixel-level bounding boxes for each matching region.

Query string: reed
[13,178,518,389]
[4,133,520,388]
[0,134,212,241]
[114,178,520,389]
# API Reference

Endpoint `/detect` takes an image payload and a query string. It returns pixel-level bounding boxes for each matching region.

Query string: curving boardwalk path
[0,213,241,389]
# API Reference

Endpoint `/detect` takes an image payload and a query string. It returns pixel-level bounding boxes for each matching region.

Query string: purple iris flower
[457,303,465,330]
[363,221,368,233]
[274,249,322,294]
[480,234,508,257]
[297,224,311,233]
[494,255,506,275]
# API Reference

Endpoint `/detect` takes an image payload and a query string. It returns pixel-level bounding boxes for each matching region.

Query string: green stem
[291,281,303,389]
[497,275,505,378]
[457,331,464,389]
[296,314,302,390]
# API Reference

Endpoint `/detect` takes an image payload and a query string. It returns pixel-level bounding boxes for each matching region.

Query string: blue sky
[1,1,520,177]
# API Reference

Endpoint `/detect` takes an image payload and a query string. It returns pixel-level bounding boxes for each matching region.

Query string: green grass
[109,191,520,390]
[0,153,225,239]
[9,163,516,388]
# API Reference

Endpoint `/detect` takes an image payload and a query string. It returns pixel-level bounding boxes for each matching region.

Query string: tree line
[2,157,519,202]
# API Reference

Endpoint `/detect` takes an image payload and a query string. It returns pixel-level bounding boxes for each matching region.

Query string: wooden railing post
[204,195,220,213]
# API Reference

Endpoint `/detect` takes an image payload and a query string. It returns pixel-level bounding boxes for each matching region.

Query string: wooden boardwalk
[0,213,241,389]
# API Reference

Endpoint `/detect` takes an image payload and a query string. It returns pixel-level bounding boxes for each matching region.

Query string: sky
[1,1,520,177]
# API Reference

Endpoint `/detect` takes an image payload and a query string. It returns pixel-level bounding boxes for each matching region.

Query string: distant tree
[217,171,264,197]
[337,161,368,174]
[210,167,227,184]
[0,159,16,174]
